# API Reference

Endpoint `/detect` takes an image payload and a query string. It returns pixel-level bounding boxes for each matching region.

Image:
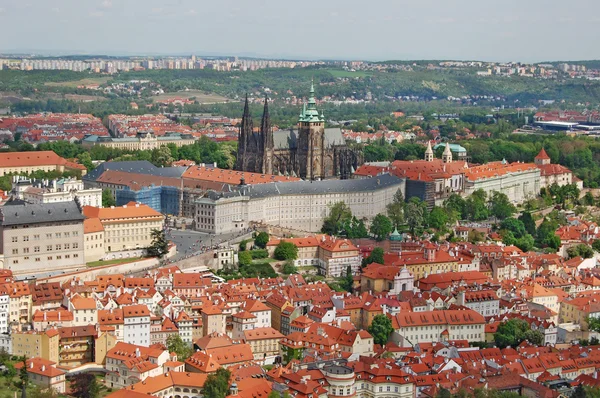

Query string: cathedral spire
[236,94,254,170]
[261,95,273,149]
[299,79,324,123]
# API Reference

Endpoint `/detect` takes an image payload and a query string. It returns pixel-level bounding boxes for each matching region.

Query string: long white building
[194,174,405,234]
[12,177,102,207]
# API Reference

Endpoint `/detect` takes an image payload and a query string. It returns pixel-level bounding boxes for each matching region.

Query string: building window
[11,237,17,243]
[23,236,29,242]
[11,249,17,255]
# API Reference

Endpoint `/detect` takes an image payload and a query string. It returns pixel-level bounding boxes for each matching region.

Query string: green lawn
[86,257,144,267]
[44,76,111,88]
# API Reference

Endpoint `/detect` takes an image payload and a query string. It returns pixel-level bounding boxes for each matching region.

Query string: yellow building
[58,326,97,367]
[243,327,284,362]
[12,329,60,363]
[559,295,600,330]
[95,331,118,365]
[83,202,164,253]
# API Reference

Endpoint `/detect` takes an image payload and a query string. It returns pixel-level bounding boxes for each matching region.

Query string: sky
[0,0,599,62]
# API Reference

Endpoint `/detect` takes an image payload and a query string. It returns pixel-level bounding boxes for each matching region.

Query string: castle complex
[235,82,362,180]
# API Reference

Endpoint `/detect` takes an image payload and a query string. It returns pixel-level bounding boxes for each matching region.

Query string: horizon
[1,51,599,65]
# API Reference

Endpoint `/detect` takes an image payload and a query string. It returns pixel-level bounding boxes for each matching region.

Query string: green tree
[282,260,298,275]
[444,193,466,220]
[362,247,385,266]
[567,244,594,259]
[203,367,231,398]
[386,189,405,228]
[367,314,393,346]
[494,319,543,348]
[254,232,270,249]
[70,373,101,398]
[274,241,298,261]
[18,356,28,389]
[166,334,193,361]
[592,240,600,252]
[515,234,535,252]
[536,219,561,250]
[435,388,452,398]
[76,152,94,171]
[490,191,516,220]
[500,218,526,239]
[340,265,354,292]
[238,251,252,266]
[465,189,489,221]
[370,213,393,241]
[322,202,352,235]
[518,211,536,236]
[151,146,174,167]
[343,216,369,239]
[501,230,516,246]
[239,239,249,251]
[467,230,485,243]
[147,229,169,258]
[101,189,115,208]
[584,191,596,206]
[405,197,427,235]
[428,206,449,231]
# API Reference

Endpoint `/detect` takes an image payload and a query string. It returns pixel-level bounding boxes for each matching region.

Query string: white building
[105,342,170,389]
[464,161,540,204]
[456,289,500,317]
[123,305,151,347]
[0,292,9,334]
[194,174,405,234]
[12,177,102,207]
[0,201,85,275]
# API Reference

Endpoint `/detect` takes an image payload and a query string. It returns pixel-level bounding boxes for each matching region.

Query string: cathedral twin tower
[236,82,362,180]
[235,94,274,175]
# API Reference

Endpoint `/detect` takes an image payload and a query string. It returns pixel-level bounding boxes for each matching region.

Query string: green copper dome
[389,228,403,241]
[299,80,324,123]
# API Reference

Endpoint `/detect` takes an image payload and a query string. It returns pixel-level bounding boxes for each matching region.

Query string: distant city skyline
[0,0,599,63]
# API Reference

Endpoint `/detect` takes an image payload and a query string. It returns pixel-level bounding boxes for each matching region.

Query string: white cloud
[101,0,112,8]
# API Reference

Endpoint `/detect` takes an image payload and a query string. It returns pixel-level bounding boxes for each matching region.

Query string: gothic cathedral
[235,82,362,180]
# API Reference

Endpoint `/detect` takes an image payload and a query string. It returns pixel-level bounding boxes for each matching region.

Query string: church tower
[442,142,453,163]
[424,141,434,162]
[534,148,551,166]
[236,95,253,171]
[297,81,325,180]
[260,95,274,174]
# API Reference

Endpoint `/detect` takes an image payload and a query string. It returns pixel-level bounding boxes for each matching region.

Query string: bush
[238,251,252,266]
[239,239,249,251]
[254,232,270,249]
[250,249,269,259]
[282,261,298,274]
